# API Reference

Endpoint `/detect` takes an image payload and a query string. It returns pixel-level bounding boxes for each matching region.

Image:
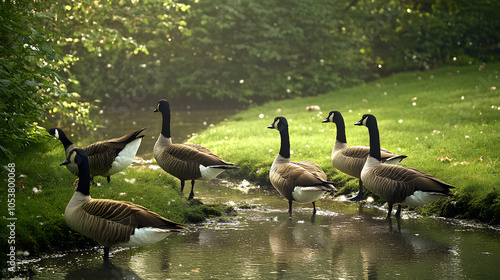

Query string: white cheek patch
[54,129,60,139]
[70,152,77,163]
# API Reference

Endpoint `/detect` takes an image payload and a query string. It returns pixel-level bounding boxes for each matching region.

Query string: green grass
[191,62,500,224]
[0,140,231,270]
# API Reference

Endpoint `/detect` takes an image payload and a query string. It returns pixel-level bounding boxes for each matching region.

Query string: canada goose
[61,148,186,260]
[153,99,238,200]
[268,116,337,216]
[354,114,454,219]
[322,111,407,201]
[48,128,146,183]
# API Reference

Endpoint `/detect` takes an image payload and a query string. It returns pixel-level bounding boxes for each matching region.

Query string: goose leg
[348,180,365,201]
[180,180,185,192]
[288,200,293,218]
[104,247,110,260]
[386,203,393,220]
[395,204,402,219]
[312,201,317,214]
[107,176,111,183]
[187,180,196,200]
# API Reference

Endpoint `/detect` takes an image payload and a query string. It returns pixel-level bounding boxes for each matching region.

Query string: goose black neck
[278,127,291,159]
[76,156,91,196]
[160,110,171,138]
[367,120,382,161]
[334,115,347,143]
[59,132,74,150]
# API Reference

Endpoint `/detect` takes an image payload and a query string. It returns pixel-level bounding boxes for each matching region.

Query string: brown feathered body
[154,136,235,181]
[270,155,335,203]
[65,181,185,248]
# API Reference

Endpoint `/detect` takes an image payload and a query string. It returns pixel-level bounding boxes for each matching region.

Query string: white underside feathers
[105,138,142,176]
[292,186,325,204]
[115,227,172,248]
[402,190,446,206]
[199,164,227,180]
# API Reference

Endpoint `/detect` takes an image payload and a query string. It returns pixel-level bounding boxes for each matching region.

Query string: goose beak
[322,118,329,123]
[153,108,158,112]
[267,125,274,129]
[60,159,70,166]
[354,120,363,126]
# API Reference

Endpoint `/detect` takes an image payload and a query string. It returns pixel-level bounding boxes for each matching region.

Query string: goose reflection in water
[269,217,332,276]
[64,261,143,280]
[329,205,451,279]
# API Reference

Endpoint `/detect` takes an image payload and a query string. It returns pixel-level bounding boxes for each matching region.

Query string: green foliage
[347,0,500,73]
[162,0,370,102]
[49,0,192,102]
[55,0,500,105]
[0,1,96,158]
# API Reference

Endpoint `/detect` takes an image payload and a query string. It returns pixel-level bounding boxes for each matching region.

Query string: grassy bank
[190,63,500,224]
[0,141,231,271]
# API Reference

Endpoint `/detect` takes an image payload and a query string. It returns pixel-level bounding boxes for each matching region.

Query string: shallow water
[18,180,500,280]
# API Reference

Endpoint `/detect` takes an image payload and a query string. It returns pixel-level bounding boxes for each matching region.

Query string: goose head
[267,116,288,131]
[354,114,376,127]
[48,128,65,140]
[153,99,170,114]
[322,110,342,124]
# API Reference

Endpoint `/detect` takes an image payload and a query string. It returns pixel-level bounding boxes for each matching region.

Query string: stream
[19,105,500,279]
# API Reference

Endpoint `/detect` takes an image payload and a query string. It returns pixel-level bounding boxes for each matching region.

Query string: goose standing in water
[153,99,238,200]
[61,148,186,260]
[268,116,336,217]
[355,114,454,219]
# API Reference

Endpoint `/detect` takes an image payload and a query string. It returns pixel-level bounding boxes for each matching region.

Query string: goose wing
[172,143,233,166]
[345,146,404,161]
[81,199,185,230]
[366,165,453,203]
[85,128,146,156]
[271,163,334,195]
[293,161,328,181]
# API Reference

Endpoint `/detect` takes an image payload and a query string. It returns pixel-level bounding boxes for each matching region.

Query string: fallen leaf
[437,156,453,162]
